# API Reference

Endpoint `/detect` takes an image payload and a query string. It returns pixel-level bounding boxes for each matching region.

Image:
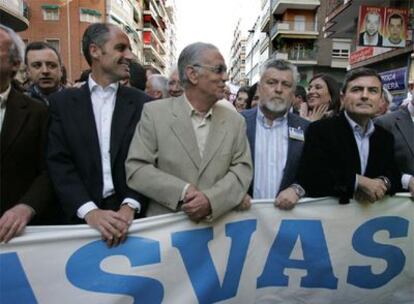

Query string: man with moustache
[25,42,63,105]
[126,42,252,221]
[242,59,309,209]
[47,23,151,247]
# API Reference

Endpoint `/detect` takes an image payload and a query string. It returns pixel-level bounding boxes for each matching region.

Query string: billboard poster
[357,6,408,48]
[383,8,408,47]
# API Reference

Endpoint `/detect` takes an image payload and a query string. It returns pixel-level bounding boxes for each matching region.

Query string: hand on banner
[85,209,130,247]
[116,204,135,243]
[0,204,34,243]
[235,194,251,211]
[356,175,387,203]
[275,187,299,210]
[182,185,211,221]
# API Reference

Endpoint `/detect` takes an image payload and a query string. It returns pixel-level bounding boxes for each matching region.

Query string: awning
[41,4,59,10]
[80,8,101,17]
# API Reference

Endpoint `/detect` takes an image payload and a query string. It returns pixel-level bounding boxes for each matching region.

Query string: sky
[173,0,261,62]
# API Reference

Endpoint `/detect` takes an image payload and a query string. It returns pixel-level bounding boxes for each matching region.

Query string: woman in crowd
[301,74,341,121]
[234,86,249,112]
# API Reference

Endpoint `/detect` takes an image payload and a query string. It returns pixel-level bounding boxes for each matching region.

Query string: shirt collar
[184,93,213,119]
[0,85,12,108]
[88,75,119,93]
[344,111,375,137]
[257,106,287,128]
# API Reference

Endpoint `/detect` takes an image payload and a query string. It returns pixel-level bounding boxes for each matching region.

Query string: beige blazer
[126,95,252,220]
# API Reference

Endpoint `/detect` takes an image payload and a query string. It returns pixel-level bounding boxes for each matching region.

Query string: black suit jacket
[359,32,383,46]
[1,88,62,224]
[242,108,309,196]
[297,112,401,203]
[47,83,151,222]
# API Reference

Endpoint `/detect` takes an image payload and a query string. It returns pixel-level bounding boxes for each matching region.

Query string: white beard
[263,99,288,114]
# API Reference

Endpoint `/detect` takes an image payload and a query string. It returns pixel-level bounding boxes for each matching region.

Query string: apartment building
[229,20,247,86]
[18,0,176,80]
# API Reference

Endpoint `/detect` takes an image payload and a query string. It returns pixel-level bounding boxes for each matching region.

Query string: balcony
[260,0,270,32]
[273,48,317,65]
[271,0,320,15]
[0,0,29,31]
[271,21,318,40]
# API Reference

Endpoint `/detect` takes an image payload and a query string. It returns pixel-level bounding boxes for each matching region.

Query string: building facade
[324,0,414,106]
[18,0,176,81]
[229,20,247,86]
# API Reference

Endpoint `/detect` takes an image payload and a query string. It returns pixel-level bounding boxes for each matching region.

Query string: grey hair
[0,24,25,64]
[177,42,219,88]
[148,74,169,98]
[260,58,299,89]
[382,87,392,104]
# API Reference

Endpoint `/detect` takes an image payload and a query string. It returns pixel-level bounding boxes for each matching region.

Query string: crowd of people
[0,23,413,246]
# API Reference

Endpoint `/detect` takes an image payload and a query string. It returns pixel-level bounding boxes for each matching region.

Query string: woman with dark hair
[301,74,341,121]
[234,86,249,112]
[246,83,260,109]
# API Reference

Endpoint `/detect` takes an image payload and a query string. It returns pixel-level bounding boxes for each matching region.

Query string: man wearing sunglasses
[126,42,253,221]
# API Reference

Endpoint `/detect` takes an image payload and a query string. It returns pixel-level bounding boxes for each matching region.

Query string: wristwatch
[291,184,306,198]
[378,176,391,192]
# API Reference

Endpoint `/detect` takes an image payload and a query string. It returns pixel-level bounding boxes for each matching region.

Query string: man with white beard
[242,59,309,209]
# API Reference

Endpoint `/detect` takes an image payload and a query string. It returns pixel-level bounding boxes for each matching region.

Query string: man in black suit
[358,11,383,47]
[0,25,61,243]
[47,23,151,246]
[297,68,401,204]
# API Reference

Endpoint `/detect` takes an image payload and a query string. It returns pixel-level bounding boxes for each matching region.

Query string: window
[42,5,59,21]
[332,49,349,58]
[80,8,102,23]
[45,39,60,52]
[332,40,351,58]
[294,15,305,31]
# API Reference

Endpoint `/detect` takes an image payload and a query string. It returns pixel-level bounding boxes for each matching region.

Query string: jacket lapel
[395,107,414,157]
[339,112,361,174]
[170,97,202,168]
[1,88,29,159]
[72,84,102,167]
[244,108,257,164]
[110,87,136,164]
[280,113,304,189]
[199,105,226,174]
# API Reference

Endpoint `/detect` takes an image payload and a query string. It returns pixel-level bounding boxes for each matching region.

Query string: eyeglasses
[193,64,228,75]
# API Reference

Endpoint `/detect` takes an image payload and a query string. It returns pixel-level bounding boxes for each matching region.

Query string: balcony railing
[271,21,317,38]
[287,49,317,61]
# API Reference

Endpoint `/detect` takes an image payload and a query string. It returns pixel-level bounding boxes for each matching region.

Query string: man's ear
[89,43,101,61]
[186,66,198,85]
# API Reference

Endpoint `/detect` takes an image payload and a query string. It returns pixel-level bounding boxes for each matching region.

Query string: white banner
[1,195,413,304]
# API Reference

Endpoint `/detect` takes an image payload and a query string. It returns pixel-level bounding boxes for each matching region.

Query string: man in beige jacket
[126,42,252,221]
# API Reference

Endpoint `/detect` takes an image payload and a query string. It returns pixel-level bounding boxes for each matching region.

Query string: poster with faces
[357,6,408,48]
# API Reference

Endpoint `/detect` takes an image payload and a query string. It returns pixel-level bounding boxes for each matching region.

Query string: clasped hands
[85,204,135,247]
[355,175,388,203]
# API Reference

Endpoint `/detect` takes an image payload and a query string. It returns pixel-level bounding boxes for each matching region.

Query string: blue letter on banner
[347,216,408,289]
[66,237,163,303]
[0,252,37,303]
[172,219,257,304]
[257,220,338,289]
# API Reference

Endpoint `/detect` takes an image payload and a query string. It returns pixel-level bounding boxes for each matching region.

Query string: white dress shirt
[344,111,375,190]
[253,107,288,199]
[77,76,140,219]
